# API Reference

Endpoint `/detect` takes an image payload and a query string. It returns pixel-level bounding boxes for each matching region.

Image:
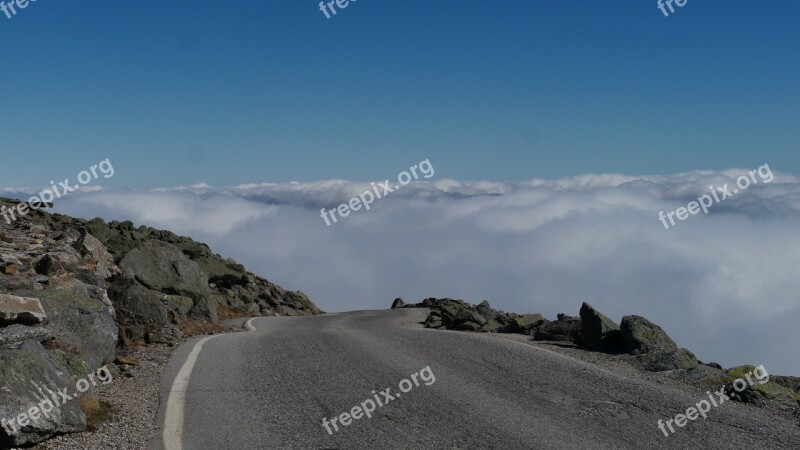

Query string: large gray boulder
[119,241,210,299]
[107,277,169,341]
[163,294,194,316]
[19,280,118,374]
[579,302,621,351]
[534,314,583,343]
[190,293,220,324]
[620,315,678,355]
[503,314,548,335]
[620,315,697,371]
[476,300,495,320]
[0,340,86,447]
[440,301,488,327]
[73,231,116,280]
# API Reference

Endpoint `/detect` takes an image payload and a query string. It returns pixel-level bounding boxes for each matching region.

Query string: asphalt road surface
[151,309,800,449]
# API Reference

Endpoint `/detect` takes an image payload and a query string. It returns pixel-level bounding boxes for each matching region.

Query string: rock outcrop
[400,298,699,373]
[399,297,797,413]
[534,314,583,343]
[620,315,697,371]
[0,197,322,446]
[723,365,799,408]
[579,302,620,351]
[504,314,548,335]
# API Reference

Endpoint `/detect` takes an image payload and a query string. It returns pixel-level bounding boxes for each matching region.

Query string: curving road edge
[161,318,258,450]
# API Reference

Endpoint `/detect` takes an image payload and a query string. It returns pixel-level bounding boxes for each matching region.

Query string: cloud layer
[5,166,799,375]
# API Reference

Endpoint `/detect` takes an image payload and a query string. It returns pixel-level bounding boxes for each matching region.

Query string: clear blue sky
[1,0,798,188]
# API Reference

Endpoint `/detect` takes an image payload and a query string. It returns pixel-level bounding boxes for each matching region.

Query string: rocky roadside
[33,343,175,450]
[394,297,800,417]
[1,197,323,448]
[34,318,252,450]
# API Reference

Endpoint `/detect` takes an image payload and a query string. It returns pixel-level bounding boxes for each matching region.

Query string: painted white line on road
[162,335,219,450]
[163,318,260,449]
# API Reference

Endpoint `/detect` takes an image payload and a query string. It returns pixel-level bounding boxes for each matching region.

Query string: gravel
[33,344,173,450]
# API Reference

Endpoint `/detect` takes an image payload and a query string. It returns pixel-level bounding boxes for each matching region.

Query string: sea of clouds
[5,166,800,375]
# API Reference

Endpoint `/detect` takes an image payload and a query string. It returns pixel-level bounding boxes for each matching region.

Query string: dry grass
[124,338,146,351]
[79,395,114,431]
[113,355,139,366]
[42,338,79,353]
[216,303,255,321]
[216,304,238,321]
[179,319,232,337]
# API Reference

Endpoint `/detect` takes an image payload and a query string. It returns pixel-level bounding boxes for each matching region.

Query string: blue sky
[3,1,800,374]
[1,0,798,188]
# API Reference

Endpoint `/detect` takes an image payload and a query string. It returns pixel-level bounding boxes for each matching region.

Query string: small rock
[423,311,443,328]
[0,324,53,347]
[35,254,64,276]
[504,314,548,335]
[114,355,140,366]
[0,294,47,324]
[476,300,493,318]
[455,321,482,331]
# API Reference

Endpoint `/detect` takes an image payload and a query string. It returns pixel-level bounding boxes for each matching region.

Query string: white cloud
[16,166,800,375]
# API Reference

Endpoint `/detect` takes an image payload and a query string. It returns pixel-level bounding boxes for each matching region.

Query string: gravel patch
[31,321,247,450]
[33,344,173,450]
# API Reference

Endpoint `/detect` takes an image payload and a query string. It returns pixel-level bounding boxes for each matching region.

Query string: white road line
[162,335,218,450]
[162,318,260,450]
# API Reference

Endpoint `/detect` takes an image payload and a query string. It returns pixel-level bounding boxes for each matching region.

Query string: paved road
[151,309,800,449]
